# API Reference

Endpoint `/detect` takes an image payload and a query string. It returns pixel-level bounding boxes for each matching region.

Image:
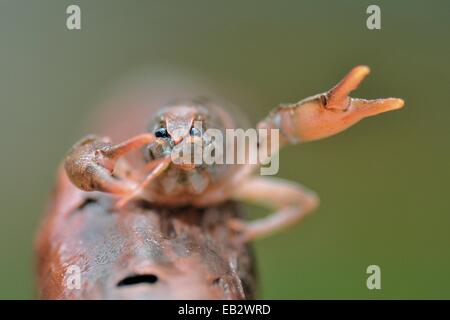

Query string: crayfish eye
[154,127,170,138]
[190,127,202,137]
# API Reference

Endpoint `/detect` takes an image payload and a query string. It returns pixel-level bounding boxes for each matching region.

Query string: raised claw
[64,135,136,194]
[64,133,157,196]
[326,65,371,110]
[260,65,405,144]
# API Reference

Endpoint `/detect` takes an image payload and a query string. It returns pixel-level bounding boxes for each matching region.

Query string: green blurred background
[0,0,449,299]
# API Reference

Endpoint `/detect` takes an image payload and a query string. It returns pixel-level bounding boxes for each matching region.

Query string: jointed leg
[98,133,157,160]
[115,156,171,208]
[85,162,136,195]
[230,176,319,242]
[64,133,157,197]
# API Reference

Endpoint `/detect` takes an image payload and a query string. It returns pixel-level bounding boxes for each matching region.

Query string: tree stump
[35,168,257,299]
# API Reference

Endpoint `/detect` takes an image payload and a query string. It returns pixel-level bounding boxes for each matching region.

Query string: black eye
[190,127,202,136]
[154,127,169,138]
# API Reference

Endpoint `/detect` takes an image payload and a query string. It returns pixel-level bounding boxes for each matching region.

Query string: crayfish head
[144,101,232,196]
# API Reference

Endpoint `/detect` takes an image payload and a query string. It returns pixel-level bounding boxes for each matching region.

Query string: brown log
[35,167,256,299]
